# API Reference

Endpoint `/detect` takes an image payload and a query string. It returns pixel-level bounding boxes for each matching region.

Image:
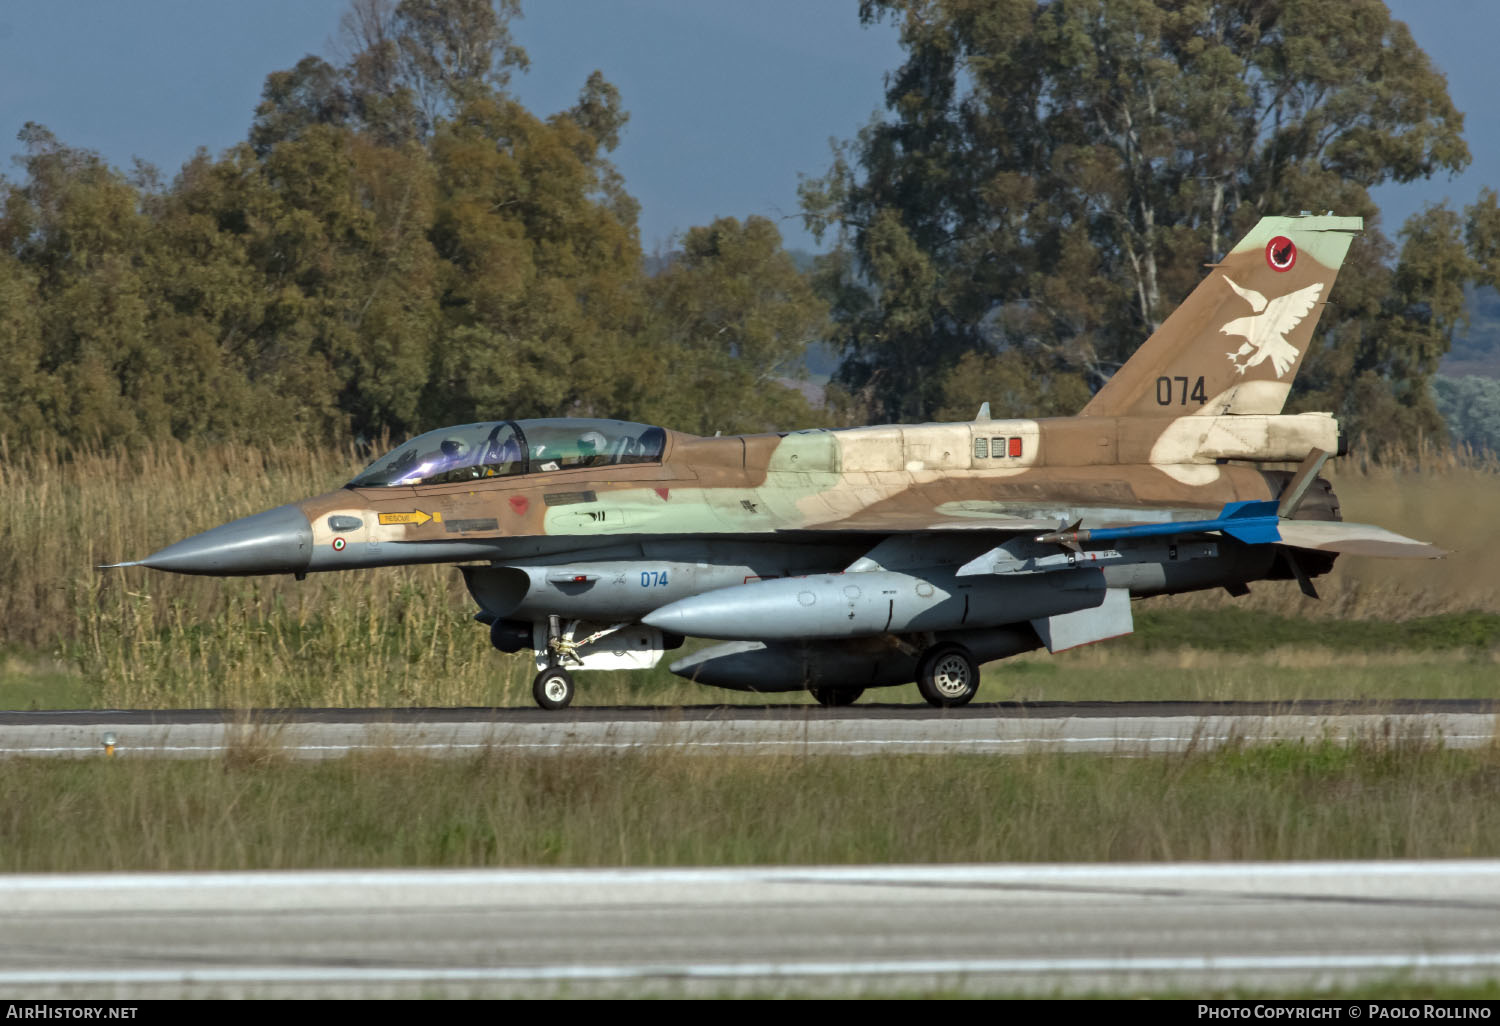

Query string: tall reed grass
[2,438,1495,708]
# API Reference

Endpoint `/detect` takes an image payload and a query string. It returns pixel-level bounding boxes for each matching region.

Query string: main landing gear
[915,643,980,708]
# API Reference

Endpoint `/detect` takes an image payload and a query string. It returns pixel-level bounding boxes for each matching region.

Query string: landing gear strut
[915,643,980,708]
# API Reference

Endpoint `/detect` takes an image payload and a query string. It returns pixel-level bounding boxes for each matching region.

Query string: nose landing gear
[531,613,576,710]
[532,665,575,710]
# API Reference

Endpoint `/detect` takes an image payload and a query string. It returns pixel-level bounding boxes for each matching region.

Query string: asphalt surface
[5,698,1497,724]
[3,862,1500,997]
[1,701,1495,758]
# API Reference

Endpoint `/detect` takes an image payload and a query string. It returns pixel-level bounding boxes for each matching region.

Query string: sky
[0,1,1492,254]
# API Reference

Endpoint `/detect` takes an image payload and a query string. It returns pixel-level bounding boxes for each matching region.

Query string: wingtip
[96,560,144,570]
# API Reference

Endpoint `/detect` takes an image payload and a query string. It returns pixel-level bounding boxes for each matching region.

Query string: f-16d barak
[108,214,1442,709]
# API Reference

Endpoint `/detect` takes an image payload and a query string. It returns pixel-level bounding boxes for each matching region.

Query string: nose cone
[644,589,761,640]
[129,504,313,576]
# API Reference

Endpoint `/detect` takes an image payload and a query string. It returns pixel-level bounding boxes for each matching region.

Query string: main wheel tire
[532,667,575,710]
[809,687,864,708]
[916,644,980,707]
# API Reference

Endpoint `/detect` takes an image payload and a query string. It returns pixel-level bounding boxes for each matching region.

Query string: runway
[3,862,1500,997]
[1,700,1496,758]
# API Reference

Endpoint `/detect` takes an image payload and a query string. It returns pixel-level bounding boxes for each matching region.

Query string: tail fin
[1081,214,1361,418]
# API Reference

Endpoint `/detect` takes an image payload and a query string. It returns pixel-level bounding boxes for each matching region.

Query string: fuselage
[128,411,1340,581]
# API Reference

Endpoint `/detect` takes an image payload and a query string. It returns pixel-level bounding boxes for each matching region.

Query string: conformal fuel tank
[669,628,1042,691]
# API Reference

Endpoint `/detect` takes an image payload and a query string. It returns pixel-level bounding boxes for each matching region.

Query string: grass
[3,437,1500,709]
[3,739,1499,872]
[1124,608,1500,653]
[3,626,1498,709]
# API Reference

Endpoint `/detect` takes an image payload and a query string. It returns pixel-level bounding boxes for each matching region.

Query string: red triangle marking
[509,495,529,515]
[655,487,670,501]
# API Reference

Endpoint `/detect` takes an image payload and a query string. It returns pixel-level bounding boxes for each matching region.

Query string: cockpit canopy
[349,419,667,488]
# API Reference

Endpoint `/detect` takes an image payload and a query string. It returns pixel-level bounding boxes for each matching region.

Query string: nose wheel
[915,643,979,707]
[532,666,575,710]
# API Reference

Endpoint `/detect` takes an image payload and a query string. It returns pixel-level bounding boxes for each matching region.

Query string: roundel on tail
[1266,236,1296,271]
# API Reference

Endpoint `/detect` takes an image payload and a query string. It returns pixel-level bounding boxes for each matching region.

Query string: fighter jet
[107,213,1442,710]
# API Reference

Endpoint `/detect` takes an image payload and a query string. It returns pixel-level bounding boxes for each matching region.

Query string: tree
[421,92,646,425]
[249,56,352,157]
[2,125,175,446]
[640,216,829,436]
[1432,375,1500,455]
[0,254,48,448]
[0,0,832,453]
[802,0,1470,439]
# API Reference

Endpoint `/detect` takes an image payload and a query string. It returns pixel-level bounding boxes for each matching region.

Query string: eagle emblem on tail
[1220,277,1324,377]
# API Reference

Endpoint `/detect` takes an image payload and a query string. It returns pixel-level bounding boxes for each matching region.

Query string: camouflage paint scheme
[115,214,1442,708]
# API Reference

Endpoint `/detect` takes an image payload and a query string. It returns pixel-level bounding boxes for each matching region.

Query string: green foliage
[1432,375,1500,454]
[9,0,1495,453]
[639,215,830,435]
[803,0,1478,439]
[1442,284,1500,376]
[0,0,824,452]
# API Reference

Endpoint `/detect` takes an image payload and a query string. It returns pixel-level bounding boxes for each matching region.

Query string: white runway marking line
[5,952,1500,987]
[7,858,1500,890]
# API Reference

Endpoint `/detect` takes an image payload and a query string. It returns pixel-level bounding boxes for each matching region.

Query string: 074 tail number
[1156,376,1207,406]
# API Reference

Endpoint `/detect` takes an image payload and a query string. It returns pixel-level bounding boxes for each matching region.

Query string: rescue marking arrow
[377,510,442,527]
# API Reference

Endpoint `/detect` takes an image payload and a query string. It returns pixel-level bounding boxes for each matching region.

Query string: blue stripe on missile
[1086,500,1283,545]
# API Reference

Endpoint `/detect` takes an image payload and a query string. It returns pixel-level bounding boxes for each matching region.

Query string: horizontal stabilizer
[1032,501,1440,559]
[1031,588,1133,653]
[1274,520,1446,559]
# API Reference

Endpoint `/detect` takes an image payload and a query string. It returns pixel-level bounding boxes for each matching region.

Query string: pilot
[399,439,464,484]
[575,430,610,468]
[635,426,666,461]
[483,436,524,476]
[436,438,472,477]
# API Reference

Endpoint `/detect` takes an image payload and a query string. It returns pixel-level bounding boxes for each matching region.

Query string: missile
[1034,500,1282,552]
[642,568,1108,642]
